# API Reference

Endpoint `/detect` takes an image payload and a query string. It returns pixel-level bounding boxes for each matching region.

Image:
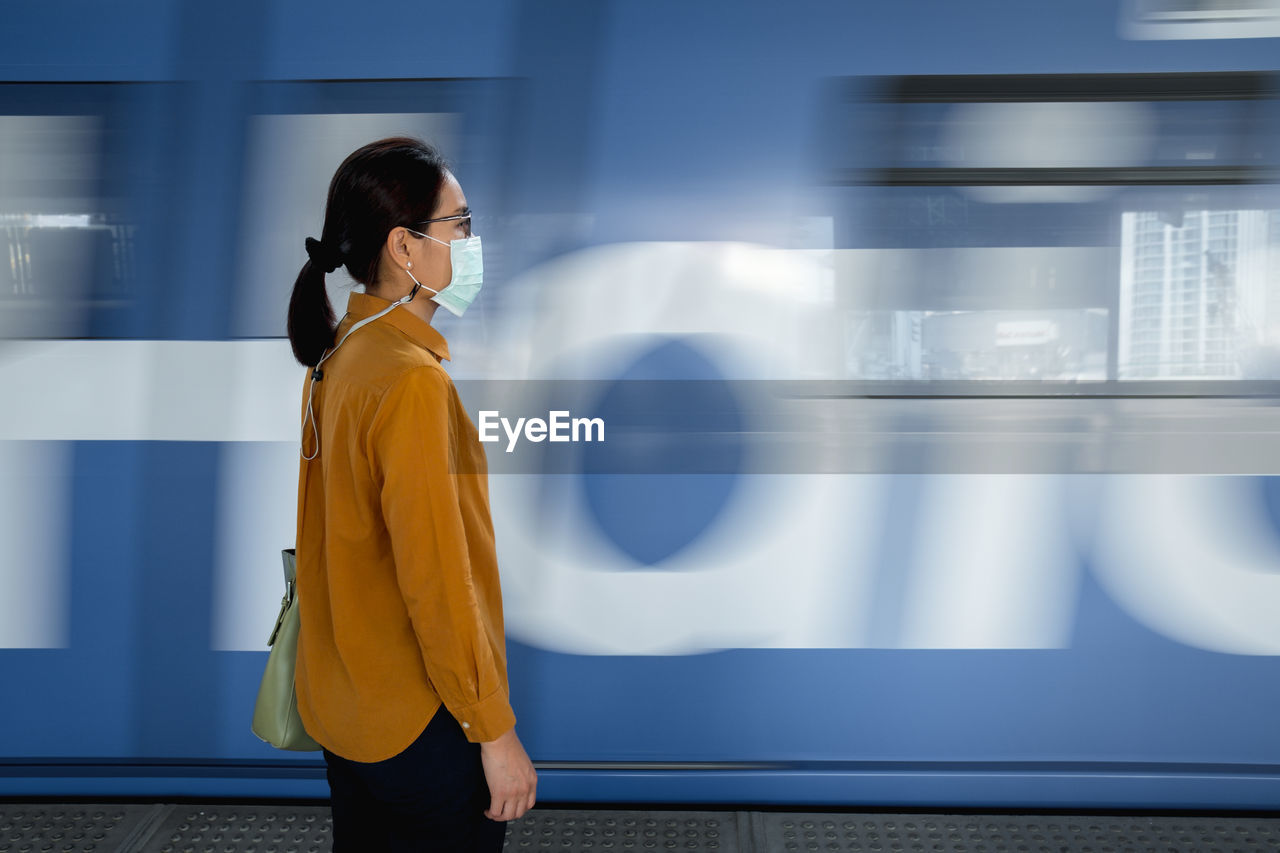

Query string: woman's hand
[479,727,537,821]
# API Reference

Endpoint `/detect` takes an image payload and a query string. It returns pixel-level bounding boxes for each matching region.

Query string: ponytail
[286,257,336,367]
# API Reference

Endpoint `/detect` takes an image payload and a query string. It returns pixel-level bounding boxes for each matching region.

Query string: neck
[368,284,440,326]
[400,291,441,327]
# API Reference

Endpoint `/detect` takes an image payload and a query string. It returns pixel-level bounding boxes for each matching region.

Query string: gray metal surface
[2,803,1278,852]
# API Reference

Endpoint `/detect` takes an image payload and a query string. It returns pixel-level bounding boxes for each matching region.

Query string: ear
[385,226,413,269]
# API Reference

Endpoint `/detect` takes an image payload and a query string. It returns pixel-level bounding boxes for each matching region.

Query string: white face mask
[404,229,483,317]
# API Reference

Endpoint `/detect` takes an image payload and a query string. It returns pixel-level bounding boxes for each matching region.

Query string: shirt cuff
[448,688,516,743]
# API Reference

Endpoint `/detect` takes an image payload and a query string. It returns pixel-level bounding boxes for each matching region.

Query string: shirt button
[461,722,470,729]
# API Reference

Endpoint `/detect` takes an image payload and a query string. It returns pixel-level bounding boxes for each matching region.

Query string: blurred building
[1119,209,1280,379]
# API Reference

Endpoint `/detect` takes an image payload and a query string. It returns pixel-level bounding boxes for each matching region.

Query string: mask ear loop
[403,259,444,298]
[299,287,421,461]
[300,366,324,460]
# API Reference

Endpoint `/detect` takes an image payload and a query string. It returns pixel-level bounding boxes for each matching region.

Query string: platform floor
[2,800,1279,852]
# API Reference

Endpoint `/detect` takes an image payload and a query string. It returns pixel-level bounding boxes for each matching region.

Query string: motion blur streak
[0,441,69,648]
[0,340,297,441]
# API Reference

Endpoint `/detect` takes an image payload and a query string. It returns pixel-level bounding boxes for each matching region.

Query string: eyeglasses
[414,213,472,238]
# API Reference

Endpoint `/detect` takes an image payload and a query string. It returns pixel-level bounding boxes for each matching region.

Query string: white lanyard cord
[300,287,422,461]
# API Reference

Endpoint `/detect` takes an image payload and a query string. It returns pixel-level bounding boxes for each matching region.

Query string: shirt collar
[343,290,451,363]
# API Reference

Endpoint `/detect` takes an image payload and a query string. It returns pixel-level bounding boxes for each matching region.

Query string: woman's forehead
[437,171,467,212]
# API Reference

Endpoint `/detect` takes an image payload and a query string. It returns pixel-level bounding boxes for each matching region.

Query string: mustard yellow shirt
[293,290,515,762]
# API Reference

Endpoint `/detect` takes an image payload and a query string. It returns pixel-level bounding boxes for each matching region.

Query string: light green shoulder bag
[251,548,323,752]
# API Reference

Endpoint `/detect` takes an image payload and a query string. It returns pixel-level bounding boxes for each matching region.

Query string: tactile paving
[135,804,332,853]
[127,805,740,852]
[503,809,740,851]
[0,803,160,853]
[3,802,1279,852]
[755,812,1280,853]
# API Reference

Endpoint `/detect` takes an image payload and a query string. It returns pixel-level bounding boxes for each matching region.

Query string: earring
[406,261,413,269]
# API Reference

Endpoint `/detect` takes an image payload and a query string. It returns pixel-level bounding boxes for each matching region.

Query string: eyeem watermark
[478,410,605,453]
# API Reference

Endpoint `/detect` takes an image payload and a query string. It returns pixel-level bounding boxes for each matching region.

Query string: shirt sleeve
[367,364,516,743]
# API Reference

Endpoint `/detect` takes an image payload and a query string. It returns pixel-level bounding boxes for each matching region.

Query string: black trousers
[322,703,507,852]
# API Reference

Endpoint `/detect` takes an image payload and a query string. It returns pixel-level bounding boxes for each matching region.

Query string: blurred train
[2,0,1280,809]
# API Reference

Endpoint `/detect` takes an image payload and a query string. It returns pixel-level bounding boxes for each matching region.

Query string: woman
[285,136,537,852]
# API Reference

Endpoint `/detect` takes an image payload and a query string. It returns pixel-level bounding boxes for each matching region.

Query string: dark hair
[286,136,450,367]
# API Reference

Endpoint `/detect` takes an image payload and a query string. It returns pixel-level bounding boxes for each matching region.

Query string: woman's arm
[368,364,517,743]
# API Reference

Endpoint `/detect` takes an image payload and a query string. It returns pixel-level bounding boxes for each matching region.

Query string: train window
[0,86,140,339]
[1121,0,1280,39]
[231,79,512,341]
[819,72,1280,391]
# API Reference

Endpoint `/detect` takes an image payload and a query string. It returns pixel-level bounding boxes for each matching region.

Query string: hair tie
[305,236,343,274]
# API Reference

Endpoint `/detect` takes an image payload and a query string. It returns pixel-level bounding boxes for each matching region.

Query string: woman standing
[285,137,536,851]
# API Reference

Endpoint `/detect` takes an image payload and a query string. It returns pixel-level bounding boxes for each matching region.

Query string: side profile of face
[375,170,471,319]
